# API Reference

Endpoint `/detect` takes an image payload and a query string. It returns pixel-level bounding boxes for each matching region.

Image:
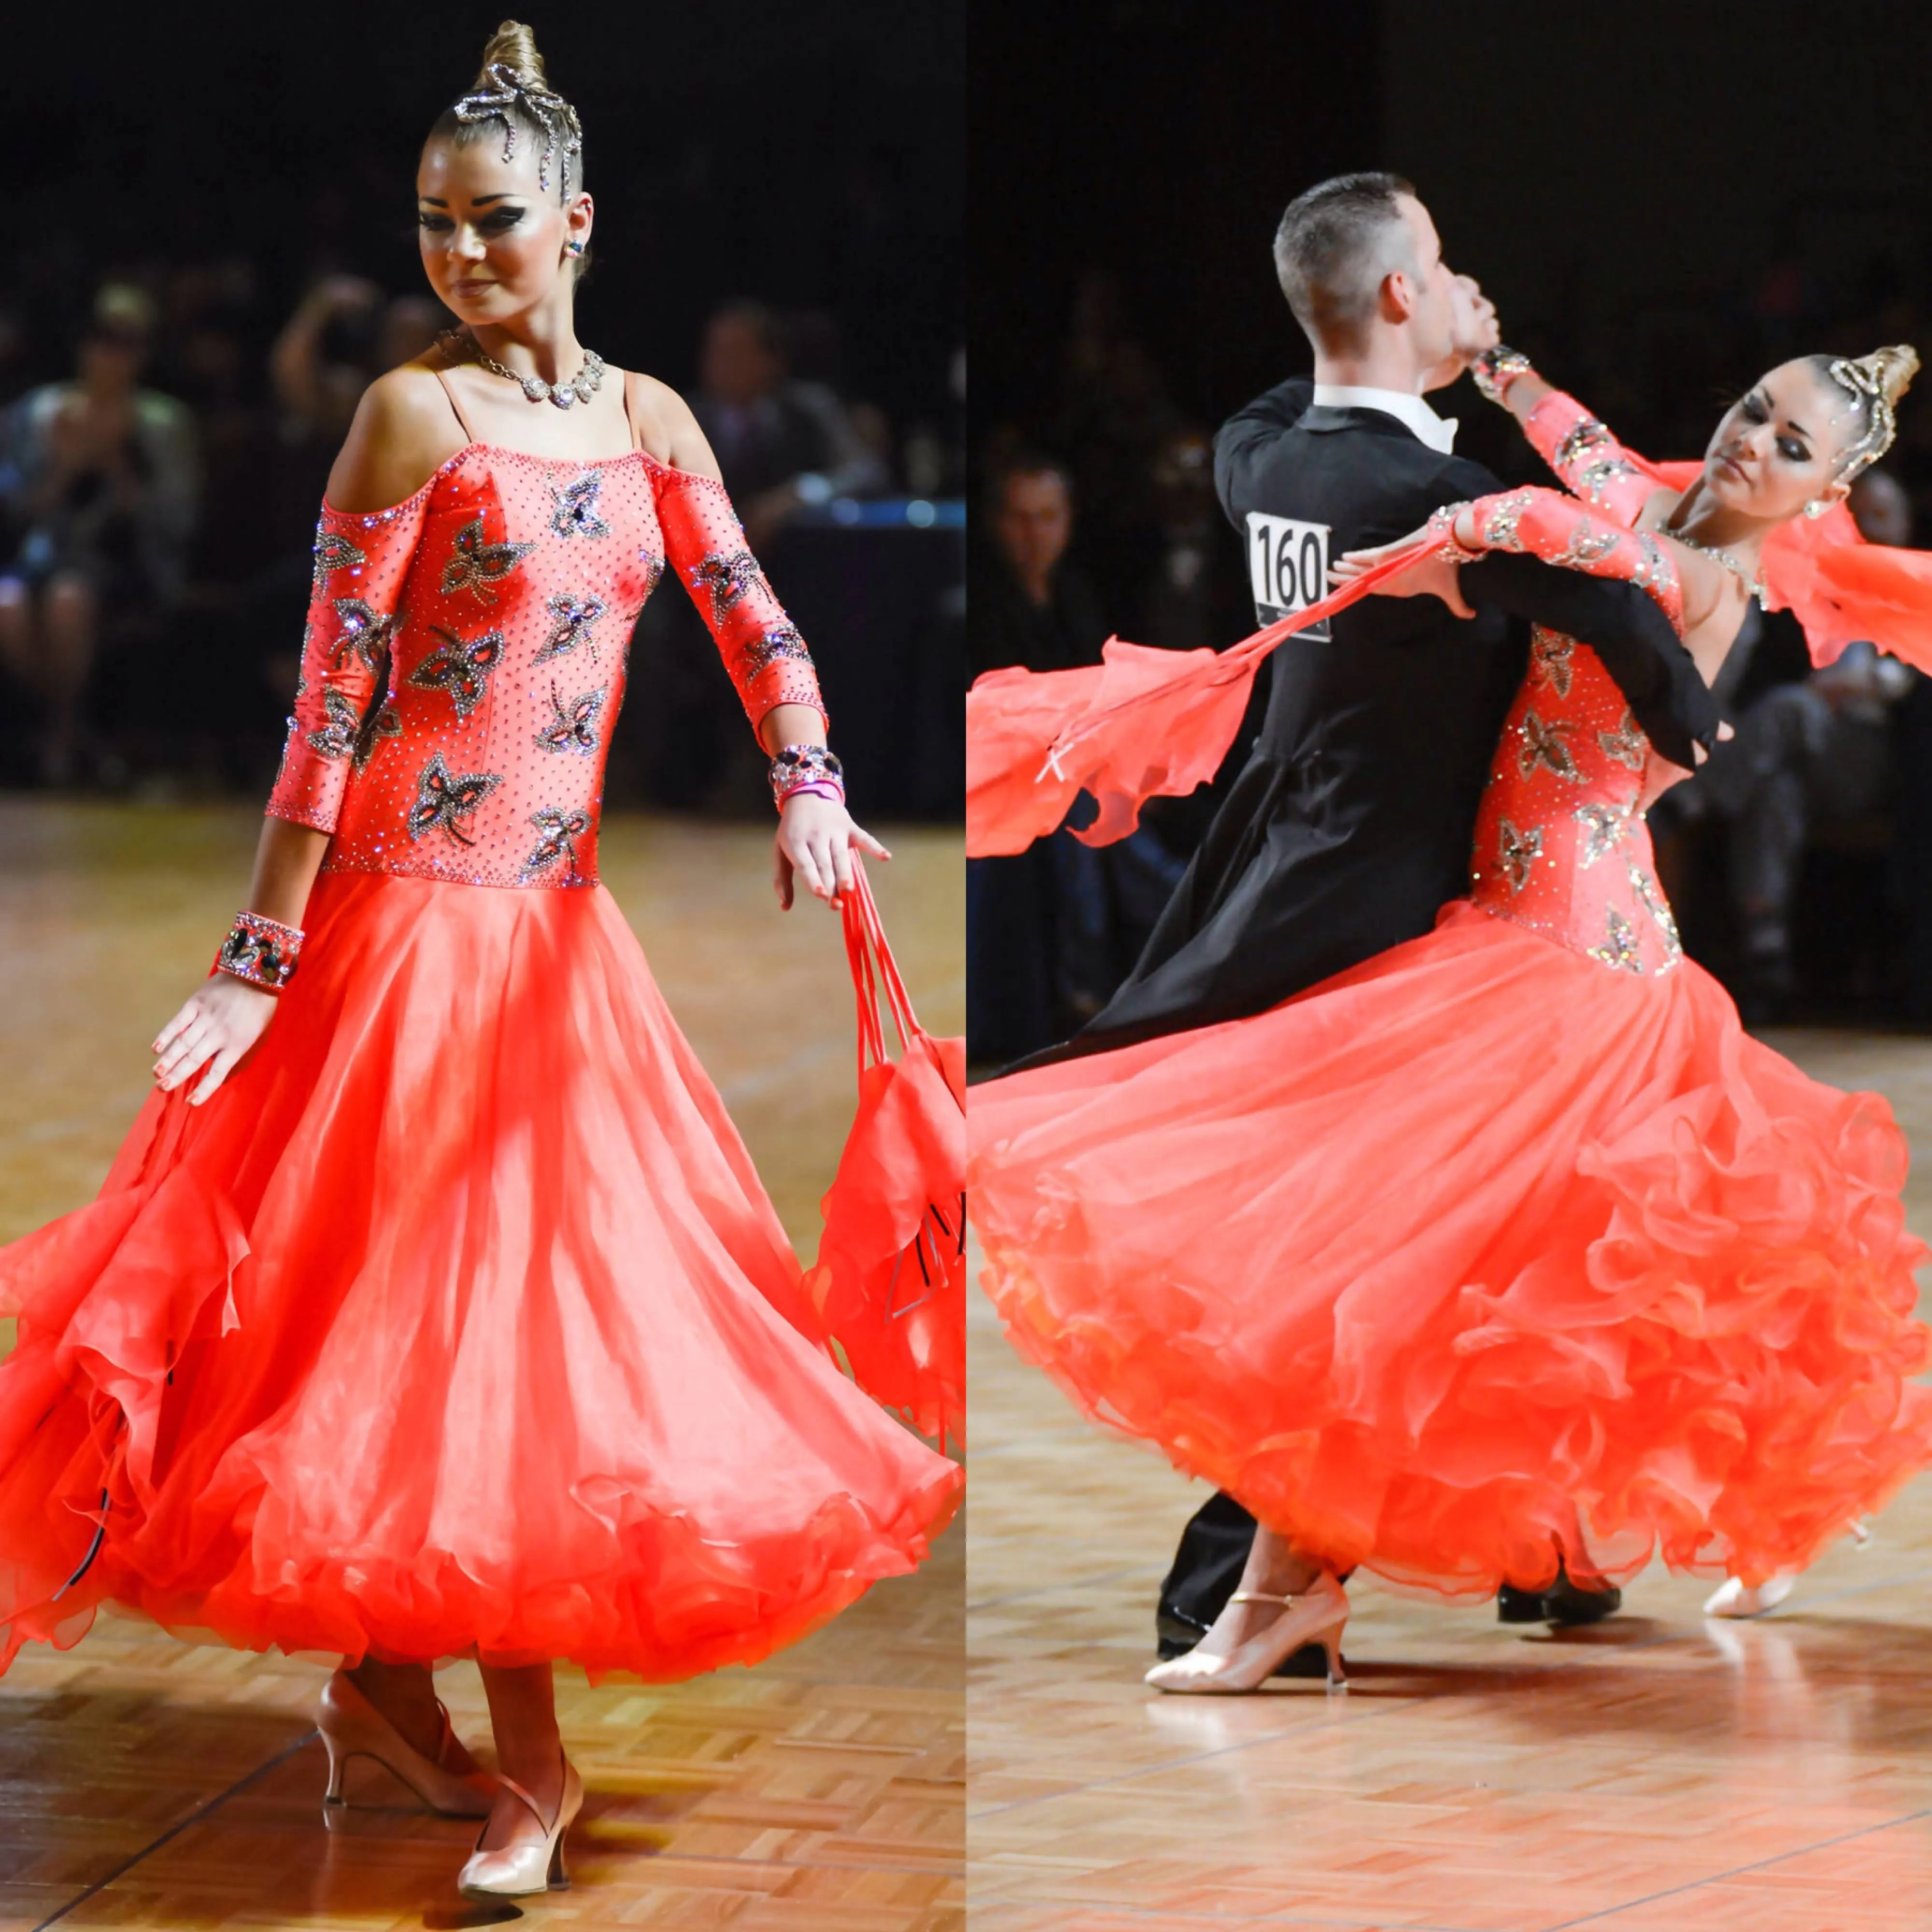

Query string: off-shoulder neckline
[320,439,724,521]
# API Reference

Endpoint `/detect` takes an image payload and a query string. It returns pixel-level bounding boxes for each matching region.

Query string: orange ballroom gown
[970,467,1932,1600]
[0,377,961,1681]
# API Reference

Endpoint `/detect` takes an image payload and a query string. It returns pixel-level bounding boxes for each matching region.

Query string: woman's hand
[773,792,892,910]
[1331,526,1477,618]
[152,973,279,1105]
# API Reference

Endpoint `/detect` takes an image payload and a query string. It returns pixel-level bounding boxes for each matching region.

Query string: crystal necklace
[440,327,607,410]
[1660,520,1767,599]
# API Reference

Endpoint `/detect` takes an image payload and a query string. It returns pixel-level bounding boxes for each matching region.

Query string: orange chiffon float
[0,872,961,1679]
[805,867,966,1446]
[971,902,1932,1595]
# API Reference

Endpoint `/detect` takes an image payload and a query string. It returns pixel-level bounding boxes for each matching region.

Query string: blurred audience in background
[0,198,960,821]
[0,286,197,784]
[1654,470,1919,1019]
[973,230,1932,1037]
[694,300,891,550]
[967,448,1184,1064]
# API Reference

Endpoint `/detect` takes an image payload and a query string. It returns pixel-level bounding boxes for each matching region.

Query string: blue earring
[566,240,585,257]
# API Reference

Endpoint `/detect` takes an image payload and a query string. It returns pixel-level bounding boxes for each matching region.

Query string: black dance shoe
[1497,1564,1622,1626]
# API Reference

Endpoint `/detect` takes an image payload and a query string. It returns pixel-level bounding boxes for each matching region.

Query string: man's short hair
[1271,171,1419,355]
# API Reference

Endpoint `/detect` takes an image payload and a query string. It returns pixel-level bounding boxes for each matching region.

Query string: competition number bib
[1246,512,1331,640]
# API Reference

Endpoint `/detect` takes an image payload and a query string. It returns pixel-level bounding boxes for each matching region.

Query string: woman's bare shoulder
[621,369,724,482]
[324,361,469,514]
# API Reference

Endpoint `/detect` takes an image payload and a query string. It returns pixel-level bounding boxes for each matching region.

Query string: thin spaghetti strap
[434,367,478,445]
[622,369,644,450]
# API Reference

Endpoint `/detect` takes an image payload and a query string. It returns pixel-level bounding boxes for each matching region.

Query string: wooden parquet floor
[0,798,963,1931]
[968,1031,1932,1932]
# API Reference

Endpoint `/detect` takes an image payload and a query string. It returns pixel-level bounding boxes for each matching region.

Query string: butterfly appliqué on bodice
[270,443,825,888]
[1470,627,1682,977]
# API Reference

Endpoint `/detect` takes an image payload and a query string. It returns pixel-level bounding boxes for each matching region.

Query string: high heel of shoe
[1144,1573,1350,1695]
[458,1755,583,1899]
[316,1671,496,1818]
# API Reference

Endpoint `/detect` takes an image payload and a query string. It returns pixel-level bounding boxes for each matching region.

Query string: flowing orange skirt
[970,902,1932,1594]
[0,871,960,1679]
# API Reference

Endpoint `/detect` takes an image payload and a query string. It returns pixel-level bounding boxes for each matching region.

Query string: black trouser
[1155,1492,1257,1652]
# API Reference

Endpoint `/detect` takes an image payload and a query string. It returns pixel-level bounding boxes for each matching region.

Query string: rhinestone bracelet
[1472,346,1534,406]
[1426,502,1484,563]
[213,910,304,994]
[770,744,846,811]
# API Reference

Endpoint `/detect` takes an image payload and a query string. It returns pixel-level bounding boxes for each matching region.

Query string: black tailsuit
[1075,381,1716,1056]
[1050,378,1720,1649]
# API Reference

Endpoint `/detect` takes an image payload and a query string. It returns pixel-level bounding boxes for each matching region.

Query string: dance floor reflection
[968,1030,1932,1932]
[0,797,962,1932]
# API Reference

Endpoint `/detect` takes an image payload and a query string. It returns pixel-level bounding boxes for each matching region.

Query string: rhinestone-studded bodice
[1470,631,1682,977]
[268,441,823,889]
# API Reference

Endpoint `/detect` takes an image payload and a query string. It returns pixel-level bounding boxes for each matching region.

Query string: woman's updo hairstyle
[428,20,585,206]
[1808,344,1919,483]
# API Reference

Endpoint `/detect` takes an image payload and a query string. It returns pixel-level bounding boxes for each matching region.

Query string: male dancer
[1043,174,1722,1660]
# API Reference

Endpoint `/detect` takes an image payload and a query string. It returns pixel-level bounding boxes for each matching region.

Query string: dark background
[970,0,1932,1039]
[976,0,1932,497]
[10,0,961,426]
[0,0,965,813]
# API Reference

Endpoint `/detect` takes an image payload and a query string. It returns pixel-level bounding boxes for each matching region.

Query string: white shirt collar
[1311,383,1458,455]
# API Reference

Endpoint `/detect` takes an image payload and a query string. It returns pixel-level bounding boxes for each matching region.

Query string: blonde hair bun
[1873,343,1920,407]
[477,19,545,87]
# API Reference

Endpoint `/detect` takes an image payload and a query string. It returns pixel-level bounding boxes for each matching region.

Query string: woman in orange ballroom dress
[0,24,959,1898]
[969,340,1932,1692]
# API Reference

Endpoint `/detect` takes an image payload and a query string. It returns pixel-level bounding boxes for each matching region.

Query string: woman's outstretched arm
[1474,350,1675,530]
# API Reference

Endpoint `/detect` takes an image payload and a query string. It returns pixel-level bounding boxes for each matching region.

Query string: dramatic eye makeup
[415,199,527,234]
[1739,390,1811,463]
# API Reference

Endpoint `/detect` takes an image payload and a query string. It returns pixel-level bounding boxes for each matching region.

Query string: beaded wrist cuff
[214,910,304,993]
[771,744,846,810]
[1473,346,1534,405]
[1427,502,1483,563]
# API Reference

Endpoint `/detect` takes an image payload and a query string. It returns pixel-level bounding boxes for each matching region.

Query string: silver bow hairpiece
[453,63,583,197]
[1827,349,1903,483]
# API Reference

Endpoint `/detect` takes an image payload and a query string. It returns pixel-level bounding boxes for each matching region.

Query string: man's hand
[1640,719,1733,811]
[1638,750,1693,812]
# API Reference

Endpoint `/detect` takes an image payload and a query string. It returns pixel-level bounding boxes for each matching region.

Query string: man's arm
[1212,376,1314,531]
[1460,553,1718,768]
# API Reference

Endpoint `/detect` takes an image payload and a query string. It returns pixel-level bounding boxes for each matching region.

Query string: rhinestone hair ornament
[452,62,583,197]
[1823,344,1919,484]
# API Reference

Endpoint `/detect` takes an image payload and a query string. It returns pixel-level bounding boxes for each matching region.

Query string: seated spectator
[0,285,198,784]
[970,448,1103,678]
[967,449,1182,1065]
[693,301,885,549]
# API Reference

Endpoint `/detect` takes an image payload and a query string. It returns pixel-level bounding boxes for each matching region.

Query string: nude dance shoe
[457,1753,583,1898]
[317,1670,497,1818]
[1703,1575,1797,1619]
[1144,1572,1349,1693]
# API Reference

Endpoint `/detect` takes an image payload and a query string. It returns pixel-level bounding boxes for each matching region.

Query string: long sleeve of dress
[1463,486,1687,633]
[267,490,433,833]
[1517,384,1663,528]
[653,467,827,733]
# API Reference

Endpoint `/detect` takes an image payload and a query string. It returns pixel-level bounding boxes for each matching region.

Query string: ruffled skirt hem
[970,902,1932,1594]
